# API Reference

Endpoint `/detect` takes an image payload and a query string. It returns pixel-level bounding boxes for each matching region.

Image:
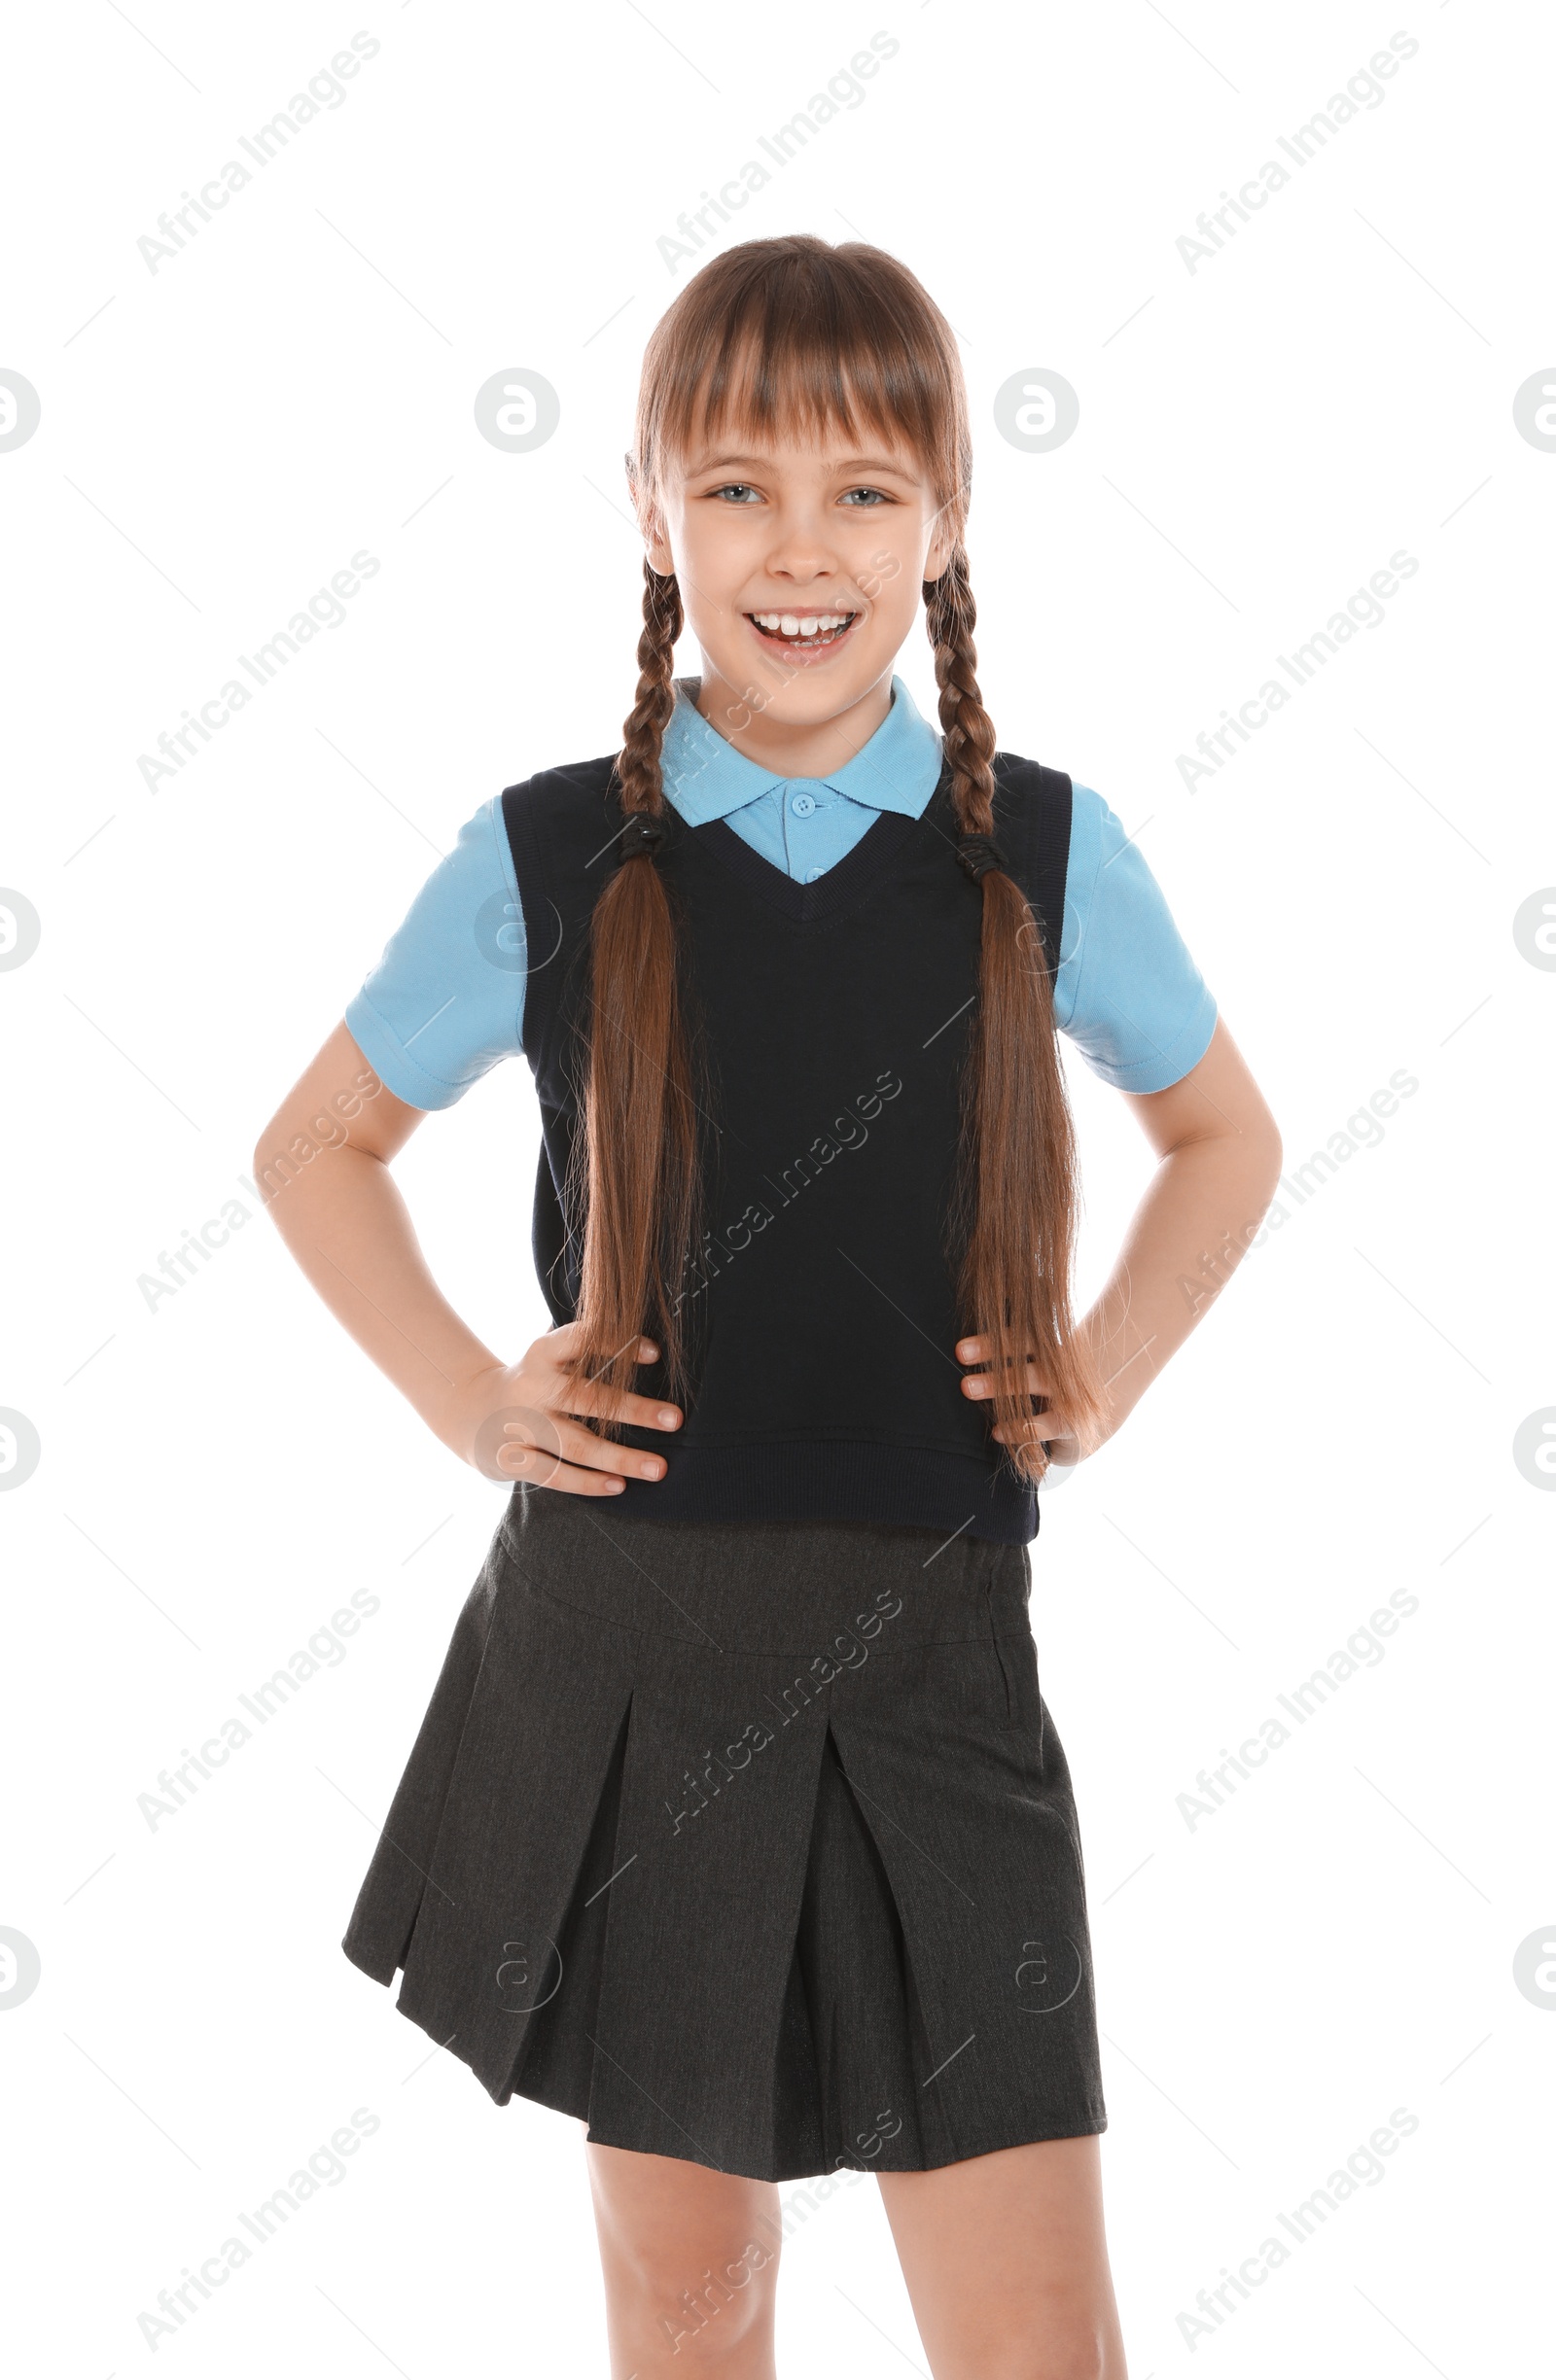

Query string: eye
[709,482,762,504]
[839,487,891,507]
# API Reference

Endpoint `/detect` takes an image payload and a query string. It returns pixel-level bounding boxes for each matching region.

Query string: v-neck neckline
[690,759,955,924]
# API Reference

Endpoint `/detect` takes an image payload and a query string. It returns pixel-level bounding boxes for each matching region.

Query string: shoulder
[404,791,521,928]
[989,747,1077,852]
[371,790,516,914]
[451,788,516,875]
[500,752,620,837]
[991,764,1160,932]
[989,759,1117,864]
[502,751,621,805]
[497,748,717,918]
[498,752,625,899]
[986,749,1075,966]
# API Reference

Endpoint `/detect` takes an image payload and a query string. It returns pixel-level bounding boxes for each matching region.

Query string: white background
[2,1,1551,2371]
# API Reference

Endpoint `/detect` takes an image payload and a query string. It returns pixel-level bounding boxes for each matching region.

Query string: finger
[960,1362,1051,1402]
[542,1416,672,1481]
[543,1372,683,1433]
[504,1446,636,1496]
[955,1337,1052,1389]
[992,1421,1077,1453]
[494,1413,671,1485]
[544,1323,658,1364]
[473,1403,654,1483]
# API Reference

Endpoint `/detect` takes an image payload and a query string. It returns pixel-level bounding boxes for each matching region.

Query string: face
[637,428,956,750]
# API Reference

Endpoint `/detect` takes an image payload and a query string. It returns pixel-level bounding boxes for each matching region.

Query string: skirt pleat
[341,1483,1107,2182]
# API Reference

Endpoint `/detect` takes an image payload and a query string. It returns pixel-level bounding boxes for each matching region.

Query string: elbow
[251,1112,287,1201]
[1252,1111,1284,1212]
[1233,1076,1283,1191]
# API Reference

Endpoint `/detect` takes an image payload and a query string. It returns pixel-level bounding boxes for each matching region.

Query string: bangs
[637,239,962,494]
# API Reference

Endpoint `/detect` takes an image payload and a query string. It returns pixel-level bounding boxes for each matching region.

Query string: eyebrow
[690,453,919,476]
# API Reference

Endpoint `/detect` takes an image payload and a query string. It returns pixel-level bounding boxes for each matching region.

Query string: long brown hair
[568,233,1108,1484]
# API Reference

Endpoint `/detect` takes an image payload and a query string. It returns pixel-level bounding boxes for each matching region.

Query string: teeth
[750,611,854,635]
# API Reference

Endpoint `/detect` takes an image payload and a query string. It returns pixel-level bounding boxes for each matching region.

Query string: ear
[625,454,676,577]
[924,512,957,584]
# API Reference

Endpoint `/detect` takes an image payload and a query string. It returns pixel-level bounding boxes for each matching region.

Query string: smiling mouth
[746,609,859,649]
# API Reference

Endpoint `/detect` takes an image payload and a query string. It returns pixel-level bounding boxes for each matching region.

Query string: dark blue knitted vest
[501,749,1073,1546]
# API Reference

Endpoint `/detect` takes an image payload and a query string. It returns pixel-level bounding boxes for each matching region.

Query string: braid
[924,548,998,830]
[562,558,704,1416]
[927,547,1110,1484]
[617,562,684,814]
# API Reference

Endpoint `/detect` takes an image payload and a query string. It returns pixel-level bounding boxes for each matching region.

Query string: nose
[760,499,845,588]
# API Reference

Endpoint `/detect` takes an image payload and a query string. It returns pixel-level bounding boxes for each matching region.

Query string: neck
[690,662,896,779]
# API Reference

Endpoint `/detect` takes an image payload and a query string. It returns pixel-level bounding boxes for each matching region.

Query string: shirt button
[805,865,822,882]
[790,790,817,817]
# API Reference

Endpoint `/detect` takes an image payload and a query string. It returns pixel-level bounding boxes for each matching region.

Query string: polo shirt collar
[659,673,942,824]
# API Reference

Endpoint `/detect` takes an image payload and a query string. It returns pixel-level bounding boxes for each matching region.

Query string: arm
[959,1015,1284,1460]
[252,1020,682,1492]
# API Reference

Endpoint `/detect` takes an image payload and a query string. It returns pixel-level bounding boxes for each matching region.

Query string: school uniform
[340,676,1217,2181]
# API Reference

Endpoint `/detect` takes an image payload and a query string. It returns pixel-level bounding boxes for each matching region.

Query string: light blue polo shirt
[344,675,1218,1110]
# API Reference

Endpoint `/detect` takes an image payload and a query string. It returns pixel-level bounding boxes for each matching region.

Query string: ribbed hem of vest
[608,1441,1039,1547]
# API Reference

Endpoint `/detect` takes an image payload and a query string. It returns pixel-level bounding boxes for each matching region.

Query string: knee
[619,2235,777,2362]
[654,2277,764,2361]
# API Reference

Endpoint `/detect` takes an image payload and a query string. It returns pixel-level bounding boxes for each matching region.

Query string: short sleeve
[1053,784,1218,1093]
[344,796,527,1110]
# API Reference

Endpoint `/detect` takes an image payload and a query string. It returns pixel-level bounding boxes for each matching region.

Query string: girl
[258,235,1282,2380]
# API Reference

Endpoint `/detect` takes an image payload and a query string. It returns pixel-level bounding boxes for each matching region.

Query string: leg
[584,2139,782,2376]
[877,2136,1128,2380]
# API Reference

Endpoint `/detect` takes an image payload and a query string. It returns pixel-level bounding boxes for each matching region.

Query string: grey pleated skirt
[341,1483,1107,2182]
